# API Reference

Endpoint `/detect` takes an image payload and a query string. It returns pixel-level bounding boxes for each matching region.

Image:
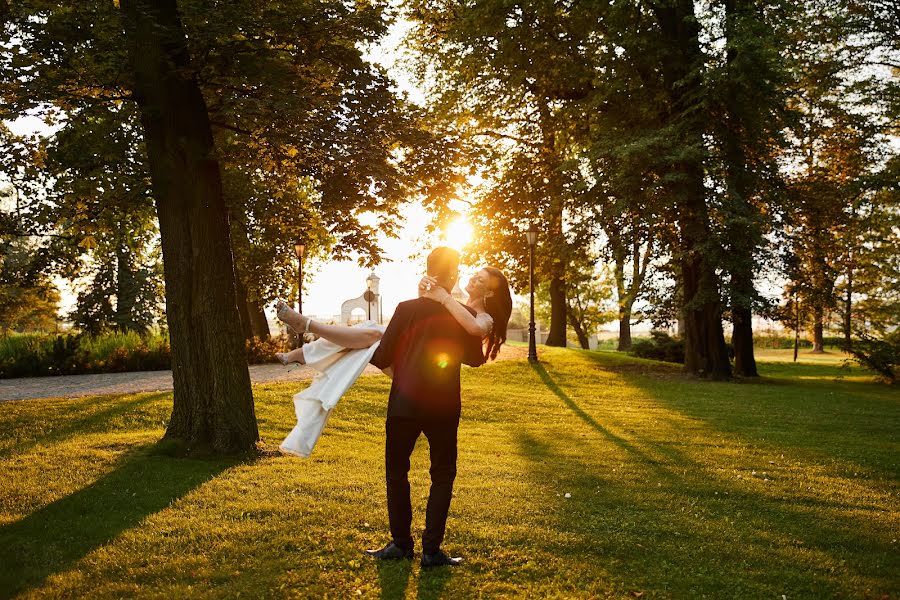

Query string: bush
[245,335,292,365]
[0,331,172,378]
[1,330,296,378]
[629,331,685,364]
[753,334,812,349]
[752,334,848,350]
[845,331,900,384]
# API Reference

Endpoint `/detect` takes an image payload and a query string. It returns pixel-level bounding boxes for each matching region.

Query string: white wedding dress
[279,320,386,458]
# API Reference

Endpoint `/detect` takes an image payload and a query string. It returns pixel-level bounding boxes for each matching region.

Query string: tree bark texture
[652,0,731,379]
[120,0,258,453]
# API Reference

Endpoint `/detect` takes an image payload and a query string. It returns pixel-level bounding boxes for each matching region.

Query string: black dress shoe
[364,542,414,560]
[421,550,463,568]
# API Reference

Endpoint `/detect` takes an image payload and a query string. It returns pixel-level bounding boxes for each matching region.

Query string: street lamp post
[294,241,305,347]
[364,273,377,322]
[526,225,538,363]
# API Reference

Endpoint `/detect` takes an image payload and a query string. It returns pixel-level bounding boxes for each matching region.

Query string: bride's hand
[425,284,451,304]
[418,276,437,297]
[418,276,450,303]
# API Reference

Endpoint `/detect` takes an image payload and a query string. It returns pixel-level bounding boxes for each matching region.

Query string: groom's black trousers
[385,416,459,555]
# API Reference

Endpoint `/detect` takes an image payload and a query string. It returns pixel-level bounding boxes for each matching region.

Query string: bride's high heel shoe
[275,352,303,372]
[275,299,313,335]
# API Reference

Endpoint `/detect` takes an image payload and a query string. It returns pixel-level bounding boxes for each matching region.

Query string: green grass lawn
[1,348,897,599]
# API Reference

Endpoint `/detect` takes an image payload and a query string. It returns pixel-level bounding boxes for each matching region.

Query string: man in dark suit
[366,247,485,568]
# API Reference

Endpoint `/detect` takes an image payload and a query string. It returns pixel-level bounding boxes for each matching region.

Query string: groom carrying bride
[365,247,486,568]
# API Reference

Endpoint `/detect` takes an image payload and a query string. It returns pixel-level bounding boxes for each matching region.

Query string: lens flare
[443,216,473,250]
[435,352,449,369]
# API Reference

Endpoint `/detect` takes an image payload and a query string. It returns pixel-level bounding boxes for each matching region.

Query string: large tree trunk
[120,0,258,454]
[652,0,731,379]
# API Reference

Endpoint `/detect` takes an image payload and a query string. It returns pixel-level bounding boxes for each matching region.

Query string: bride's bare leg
[276,301,382,349]
[275,348,305,365]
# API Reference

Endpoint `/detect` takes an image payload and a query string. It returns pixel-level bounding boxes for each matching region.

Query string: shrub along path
[0,347,896,598]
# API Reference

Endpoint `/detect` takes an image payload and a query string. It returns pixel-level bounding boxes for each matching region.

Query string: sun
[443,215,474,250]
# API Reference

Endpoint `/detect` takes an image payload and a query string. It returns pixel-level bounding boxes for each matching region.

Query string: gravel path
[0,345,527,402]
[0,363,383,402]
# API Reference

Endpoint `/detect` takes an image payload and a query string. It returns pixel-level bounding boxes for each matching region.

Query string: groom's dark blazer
[370,297,485,418]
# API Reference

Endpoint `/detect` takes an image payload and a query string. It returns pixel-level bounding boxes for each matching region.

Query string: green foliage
[0,348,897,597]
[243,335,292,366]
[0,332,171,378]
[845,331,900,385]
[0,330,299,377]
[629,331,686,364]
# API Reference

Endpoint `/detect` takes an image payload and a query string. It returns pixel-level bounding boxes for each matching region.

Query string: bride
[274,266,513,364]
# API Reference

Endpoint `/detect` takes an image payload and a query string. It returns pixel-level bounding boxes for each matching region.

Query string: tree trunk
[843,217,854,350]
[617,309,633,351]
[731,305,757,376]
[568,311,589,350]
[721,0,760,377]
[812,311,825,353]
[120,0,258,454]
[843,269,852,350]
[247,298,270,339]
[228,209,270,341]
[546,274,568,346]
[652,0,731,379]
[234,272,255,341]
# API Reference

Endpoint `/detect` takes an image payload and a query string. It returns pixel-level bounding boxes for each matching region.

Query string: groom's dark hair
[427,247,460,292]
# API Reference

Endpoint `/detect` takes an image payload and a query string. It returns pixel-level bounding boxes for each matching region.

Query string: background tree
[708,0,792,376]
[408,0,603,347]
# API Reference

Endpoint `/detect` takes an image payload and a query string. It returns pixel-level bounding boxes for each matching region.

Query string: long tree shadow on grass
[0,392,171,460]
[529,361,698,476]
[581,351,900,477]
[0,443,235,599]
[523,359,898,597]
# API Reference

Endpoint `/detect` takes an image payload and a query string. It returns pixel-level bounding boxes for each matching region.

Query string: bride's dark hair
[482,266,513,361]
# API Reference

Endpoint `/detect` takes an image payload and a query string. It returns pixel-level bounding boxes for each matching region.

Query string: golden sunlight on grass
[1,348,897,598]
